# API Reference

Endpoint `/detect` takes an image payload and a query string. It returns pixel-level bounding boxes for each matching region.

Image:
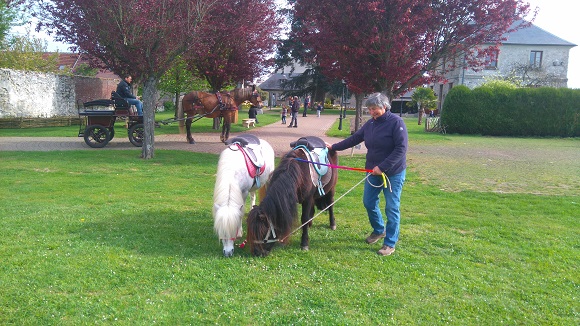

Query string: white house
[432,21,576,111]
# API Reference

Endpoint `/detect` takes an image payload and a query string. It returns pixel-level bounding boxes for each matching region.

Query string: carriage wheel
[84,125,111,148]
[128,123,144,147]
[108,127,115,140]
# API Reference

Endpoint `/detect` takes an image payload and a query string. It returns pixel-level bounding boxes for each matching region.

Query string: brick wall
[74,76,120,105]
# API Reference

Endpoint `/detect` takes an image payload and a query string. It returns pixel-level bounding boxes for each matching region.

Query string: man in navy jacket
[116,75,143,116]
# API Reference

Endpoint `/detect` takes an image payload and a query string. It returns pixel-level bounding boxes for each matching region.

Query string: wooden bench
[242,118,256,128]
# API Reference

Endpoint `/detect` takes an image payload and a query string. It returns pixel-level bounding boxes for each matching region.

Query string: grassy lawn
[0,117,578,324]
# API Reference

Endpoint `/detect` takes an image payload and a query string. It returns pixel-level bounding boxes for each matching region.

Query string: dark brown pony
[246,144,339,256]
[181,87,262,143]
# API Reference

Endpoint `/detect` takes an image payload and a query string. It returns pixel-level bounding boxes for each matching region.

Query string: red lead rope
[294,157,373,173]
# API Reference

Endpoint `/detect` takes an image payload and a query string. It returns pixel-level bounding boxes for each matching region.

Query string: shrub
[163,101,175,111]
[442,85,580,137]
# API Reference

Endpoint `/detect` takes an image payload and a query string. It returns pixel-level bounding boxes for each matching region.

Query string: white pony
[213,135,275,257]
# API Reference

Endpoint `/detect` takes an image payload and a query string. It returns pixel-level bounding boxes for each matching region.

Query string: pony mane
[231,87,253,103]
[254,151,303,236]
[213,149,245,239]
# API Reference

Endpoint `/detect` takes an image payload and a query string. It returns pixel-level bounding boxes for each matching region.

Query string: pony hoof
[188,139,196,144]
[301,246,309,251]
[331,225,337,231]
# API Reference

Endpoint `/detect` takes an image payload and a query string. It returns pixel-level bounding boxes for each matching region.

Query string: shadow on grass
[73,208,227,258]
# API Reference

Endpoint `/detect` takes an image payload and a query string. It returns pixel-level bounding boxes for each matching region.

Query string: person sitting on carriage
[116,74,143,116]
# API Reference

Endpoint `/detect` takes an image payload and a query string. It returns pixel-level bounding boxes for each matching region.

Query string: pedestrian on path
[281,105,288,124]
[302,95,310,117]
[316,102,323,117]
[289,96,299,128]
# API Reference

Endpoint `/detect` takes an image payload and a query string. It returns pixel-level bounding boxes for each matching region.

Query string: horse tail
[315,194,333,210]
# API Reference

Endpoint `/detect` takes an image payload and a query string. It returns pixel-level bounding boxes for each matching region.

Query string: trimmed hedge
[441,85,580,137]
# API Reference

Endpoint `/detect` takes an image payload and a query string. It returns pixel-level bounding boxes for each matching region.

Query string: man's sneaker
[365,232,386,244]
[377,245,395,256]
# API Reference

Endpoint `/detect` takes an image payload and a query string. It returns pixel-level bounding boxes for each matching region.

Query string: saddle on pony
[225,134,266,187]
[290,136,333,195]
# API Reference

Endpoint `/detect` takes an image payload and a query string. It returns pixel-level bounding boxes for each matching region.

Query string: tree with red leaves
[184,0,281,92]
[35,0,214,158]
[291,0,534,130]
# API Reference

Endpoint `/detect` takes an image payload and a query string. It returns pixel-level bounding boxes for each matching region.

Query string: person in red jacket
[326,92,408,256]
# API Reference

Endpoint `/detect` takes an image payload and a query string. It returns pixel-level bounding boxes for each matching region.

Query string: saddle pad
[227,136,264,168]
[297,147,333,190]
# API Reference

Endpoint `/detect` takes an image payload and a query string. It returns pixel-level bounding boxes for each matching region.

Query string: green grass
[0,120,578,324]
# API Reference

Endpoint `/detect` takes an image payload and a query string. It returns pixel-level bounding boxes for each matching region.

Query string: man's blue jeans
[363,170,406,247]
[126,98,143,116]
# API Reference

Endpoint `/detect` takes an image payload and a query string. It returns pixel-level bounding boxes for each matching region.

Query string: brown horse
[246,137,339,257]
[181,87,262,143]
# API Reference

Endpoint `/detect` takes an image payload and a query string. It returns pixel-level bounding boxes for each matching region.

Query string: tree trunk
[141,76,159,159]
[354,93,365,132]
[418,108,424,125]
[177,93,185,134]
[174,91,180,119]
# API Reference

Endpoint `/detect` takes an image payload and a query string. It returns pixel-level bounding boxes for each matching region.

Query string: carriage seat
[83,99,114,108]
[80,99,115,115]
[225,133,260,147]
[290,136,326,151]
[111,91,130,110]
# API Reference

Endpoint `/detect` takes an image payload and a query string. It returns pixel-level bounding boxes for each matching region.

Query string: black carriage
[78,92,144,148]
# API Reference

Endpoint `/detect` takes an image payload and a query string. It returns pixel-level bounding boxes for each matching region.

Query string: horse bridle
[254,215,279,244]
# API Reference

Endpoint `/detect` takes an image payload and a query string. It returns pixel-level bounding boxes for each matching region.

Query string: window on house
[530,51,543,68]
[484,50,498,69]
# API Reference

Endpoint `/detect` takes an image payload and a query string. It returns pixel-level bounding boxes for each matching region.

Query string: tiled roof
[42,52,120,79]
[503,21,576,46]
[259,73,289,91]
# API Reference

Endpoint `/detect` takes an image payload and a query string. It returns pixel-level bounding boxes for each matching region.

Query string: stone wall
[0,68,119,118]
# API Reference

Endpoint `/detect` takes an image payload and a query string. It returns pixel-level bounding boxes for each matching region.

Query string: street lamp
[338,80,346,130]
[342,82,348,119]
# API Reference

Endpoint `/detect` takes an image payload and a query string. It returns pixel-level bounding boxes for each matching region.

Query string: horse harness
[189,91,238,114]
[214,92,238,111]
[291,137,333,196]
[225,134,266,187]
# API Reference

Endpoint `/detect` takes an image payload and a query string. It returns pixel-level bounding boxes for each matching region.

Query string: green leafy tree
[0,30,59,72]
[158,56,208,119]
[409,87,437,125]
[0,0,19,46]
[72,62,98,77]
